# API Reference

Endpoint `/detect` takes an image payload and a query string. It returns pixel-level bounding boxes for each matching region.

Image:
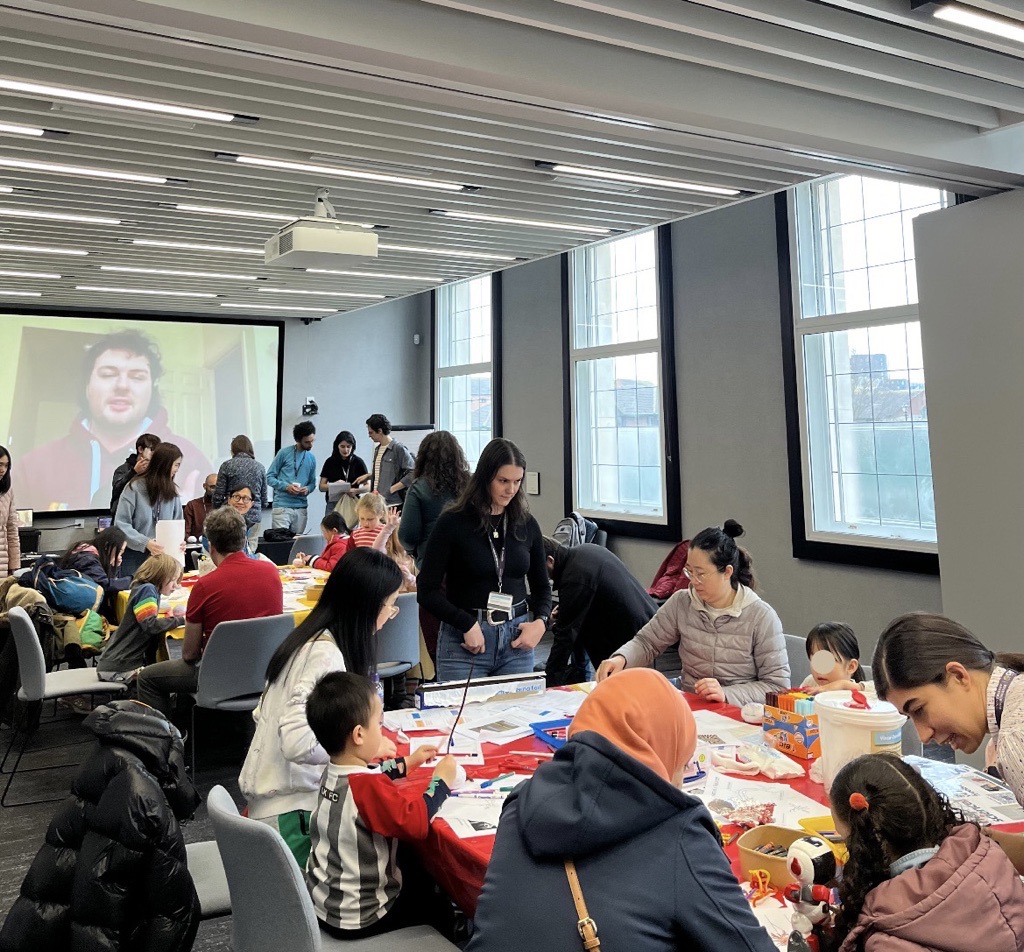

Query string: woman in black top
[319,430,368,518]
[418,438,551,683]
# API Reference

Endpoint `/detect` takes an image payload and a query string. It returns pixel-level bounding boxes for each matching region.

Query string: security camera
[302,398,319,417]
[300,316,323,325]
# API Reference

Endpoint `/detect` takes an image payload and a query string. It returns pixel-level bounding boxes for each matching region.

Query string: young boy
[305,671,457,939]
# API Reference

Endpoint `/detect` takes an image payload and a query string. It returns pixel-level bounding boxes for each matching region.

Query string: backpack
[262,527,296,542]
[27,558,103,615]
[647,540,691,601]
[552,512,588,548]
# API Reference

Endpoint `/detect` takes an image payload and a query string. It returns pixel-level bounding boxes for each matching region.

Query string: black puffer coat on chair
[0,700,202,952]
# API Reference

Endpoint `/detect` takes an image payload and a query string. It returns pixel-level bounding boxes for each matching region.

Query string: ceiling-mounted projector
[265,188,378,267]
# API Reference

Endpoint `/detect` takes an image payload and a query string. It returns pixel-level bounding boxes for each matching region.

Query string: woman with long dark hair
[418,438,551,683]
[59,526,132,623]
[114,442,184,576]
[0,445,19,579]
[597,519,788,705]
[239,548,402,865]
[319,430,367,518]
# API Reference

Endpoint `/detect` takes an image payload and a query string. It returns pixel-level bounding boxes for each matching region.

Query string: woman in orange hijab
[466,670,777,952]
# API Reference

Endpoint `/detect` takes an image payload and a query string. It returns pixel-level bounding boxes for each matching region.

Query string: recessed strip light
[258,288,384,300]
[0,185,12,193]
[132,238,262,255]
[0,241,87,255]
[0,121,44,137]
[0,77,237,122]
[0,289,42,297]
[538,162,742,196]
[174,203,375,229]
[228,154,469,193]
[428,209,611,235]
[307,268,441,282]
[101,265,257,280]
[221,302,338,312]
[76,285,218,298]
[0,268,61,279]
[378,242,515,262]
[0,206,121,225]
[933,3,1024,42]
[0,156,166,184]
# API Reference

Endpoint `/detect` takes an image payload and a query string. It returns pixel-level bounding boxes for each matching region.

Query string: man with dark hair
[542,538,659,686]
[20,329,212,510]
[136,506,283,715]
[267,421,317,534]
[109,433,161,516]
[352,414,414,506]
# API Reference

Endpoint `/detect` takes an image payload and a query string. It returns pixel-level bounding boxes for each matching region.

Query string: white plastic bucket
[814,691,907,791]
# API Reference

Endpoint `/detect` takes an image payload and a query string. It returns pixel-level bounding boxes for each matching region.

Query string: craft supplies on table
[530,718,572,750]
[736,825,807,888]
[763,691,821,761]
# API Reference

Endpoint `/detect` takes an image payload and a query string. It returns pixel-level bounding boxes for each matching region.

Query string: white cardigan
[239,635,344,819]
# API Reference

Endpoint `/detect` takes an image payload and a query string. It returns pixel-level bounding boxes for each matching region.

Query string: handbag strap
[564,859,601,951]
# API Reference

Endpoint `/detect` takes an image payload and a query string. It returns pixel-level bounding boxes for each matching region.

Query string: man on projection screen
[19,330,212,510]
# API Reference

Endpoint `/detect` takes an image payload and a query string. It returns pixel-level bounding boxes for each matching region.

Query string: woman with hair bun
[596,519,788,705]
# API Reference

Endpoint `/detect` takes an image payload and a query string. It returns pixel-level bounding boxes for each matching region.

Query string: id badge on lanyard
[486,513,513,624]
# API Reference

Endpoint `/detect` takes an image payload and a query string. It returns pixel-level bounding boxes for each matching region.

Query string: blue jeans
[436,612,535,683]
[272,507,308,534]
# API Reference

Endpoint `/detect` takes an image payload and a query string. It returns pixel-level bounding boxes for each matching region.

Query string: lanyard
[995,668,1018,731]
[487,513,507,593]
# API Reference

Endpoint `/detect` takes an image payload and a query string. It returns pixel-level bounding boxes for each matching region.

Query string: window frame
[562,225,681,541]
[776,190,939,574]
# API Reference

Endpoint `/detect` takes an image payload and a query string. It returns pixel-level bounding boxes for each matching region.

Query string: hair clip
[849,792,870,812]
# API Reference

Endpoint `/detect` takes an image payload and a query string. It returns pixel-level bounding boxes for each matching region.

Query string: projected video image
[1,315,281,512]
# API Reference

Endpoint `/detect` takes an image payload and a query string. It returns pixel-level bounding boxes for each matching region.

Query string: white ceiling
[0,0,1022,318]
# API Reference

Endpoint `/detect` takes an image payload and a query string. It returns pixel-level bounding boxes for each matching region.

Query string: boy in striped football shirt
[305,671,457,939]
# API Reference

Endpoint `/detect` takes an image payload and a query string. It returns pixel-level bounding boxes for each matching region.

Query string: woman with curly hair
[829,753,1024,951]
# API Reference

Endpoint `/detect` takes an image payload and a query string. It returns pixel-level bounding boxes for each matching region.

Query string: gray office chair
[189,613,295,774]
[205,785,459,952]
[375,592,420,680]
[289,533,326,565]
[785,633,811,688]
[1,606,128,807]
[185,840,232,919]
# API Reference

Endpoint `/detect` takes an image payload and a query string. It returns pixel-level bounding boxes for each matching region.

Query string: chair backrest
[205,785,321,952]
[7,606,45,702]
[375,592,420,678]
[785,633,811,688]
[288,534,325,564]
[195,613,295,709]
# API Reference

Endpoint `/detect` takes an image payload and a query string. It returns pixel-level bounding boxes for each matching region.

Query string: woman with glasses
[596,520,788,706]
[240,548,402,866]
[213,434,267,553]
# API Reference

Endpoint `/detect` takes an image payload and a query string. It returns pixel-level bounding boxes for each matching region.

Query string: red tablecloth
[392,692,831,918]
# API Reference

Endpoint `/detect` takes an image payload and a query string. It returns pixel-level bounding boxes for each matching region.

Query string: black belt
[474,600,528,625]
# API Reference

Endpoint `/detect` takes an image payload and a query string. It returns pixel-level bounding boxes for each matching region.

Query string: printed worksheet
[904,755,1024,824]
[692,708,764,747]
[434,796,506,838]
[697,770,825,829]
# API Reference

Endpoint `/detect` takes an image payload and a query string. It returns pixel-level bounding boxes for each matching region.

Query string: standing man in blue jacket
[267,421,317,534]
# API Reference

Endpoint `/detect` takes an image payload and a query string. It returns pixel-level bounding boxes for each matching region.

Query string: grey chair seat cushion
[19,667,128,702]
[186,840,231,918]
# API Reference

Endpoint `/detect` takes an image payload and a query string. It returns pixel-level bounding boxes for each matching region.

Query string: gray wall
[915,189,1024,651]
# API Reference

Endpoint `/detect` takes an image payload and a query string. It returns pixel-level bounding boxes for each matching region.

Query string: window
[435,274,494,467]
[569,229,672,527]
[789,175,950,554]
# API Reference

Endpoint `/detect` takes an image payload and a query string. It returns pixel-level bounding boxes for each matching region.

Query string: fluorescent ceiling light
[429,209,610,235]
[258,288,384,300]
[174,203,375,229]
[76,285,218,298]
[0,121,44,137]
[0,206,120,225]
[378,242,515,262]
[101,265,257,280]
[0,241,87,255]
[307,268,441,282]
[539,162,741,196]
[0,185,11,193]
[0,268,60,278]
[0,77,236,122]
[0,156,166,184]
[231,155,468,192]
[0,289,42,297]
[221,302,338,312]
[933,3,1024,42]
[132,238,262,255]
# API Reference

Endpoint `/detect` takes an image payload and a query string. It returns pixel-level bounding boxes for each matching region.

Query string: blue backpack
[27,557,103,615]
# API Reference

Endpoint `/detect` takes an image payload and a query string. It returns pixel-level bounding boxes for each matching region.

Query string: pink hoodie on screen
[838,824,1024,952]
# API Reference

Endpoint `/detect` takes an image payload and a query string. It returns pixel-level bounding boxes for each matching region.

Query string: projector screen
[0,313,282,513]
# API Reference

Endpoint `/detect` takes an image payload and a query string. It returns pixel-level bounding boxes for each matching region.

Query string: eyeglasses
[229,493,254,504]
[683,566,711,583]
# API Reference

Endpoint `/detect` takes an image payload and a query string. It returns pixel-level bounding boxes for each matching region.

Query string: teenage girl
[801,622,873,696]
[830,753,1024,951]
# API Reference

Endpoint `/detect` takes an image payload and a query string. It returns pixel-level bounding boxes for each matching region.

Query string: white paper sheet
[155,519,186,566]
[697,770,826,829]
[747,896,794,950]
[326,480,351,502]
[692,709,764,747]
[414,734,485,766]
[434,796,505,838]
[904,755,1024,824]
[382,708,456,734]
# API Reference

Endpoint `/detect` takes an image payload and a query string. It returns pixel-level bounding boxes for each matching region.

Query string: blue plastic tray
[531,717,572,750]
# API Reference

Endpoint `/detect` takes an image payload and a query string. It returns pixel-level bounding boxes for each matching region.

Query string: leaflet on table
[696,770,826,829]
[692,709,763,747]
[904,755,1024,824]
[458,706,555,744]
[435,796,505,838]
[414,734,485,766]
[382,708,456,734]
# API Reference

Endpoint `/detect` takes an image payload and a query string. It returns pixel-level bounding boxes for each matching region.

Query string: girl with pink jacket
[830,753,1024,952]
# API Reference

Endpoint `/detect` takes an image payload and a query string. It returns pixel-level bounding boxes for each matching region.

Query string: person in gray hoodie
[466,669,778,952]
[597,519,789,706]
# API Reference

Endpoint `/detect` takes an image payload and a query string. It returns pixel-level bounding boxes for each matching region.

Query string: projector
[264,217,378,268]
